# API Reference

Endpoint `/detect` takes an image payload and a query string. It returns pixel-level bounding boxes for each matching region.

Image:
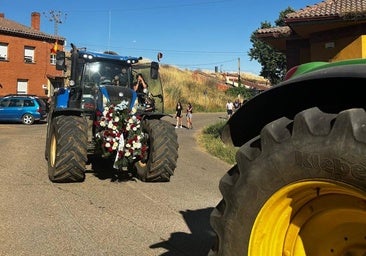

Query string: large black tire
[47,115,88,183]
[135,119,178,182]
[209,107,366,256]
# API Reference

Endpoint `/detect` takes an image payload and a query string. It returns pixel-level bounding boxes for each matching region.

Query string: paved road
[0,112,232,256]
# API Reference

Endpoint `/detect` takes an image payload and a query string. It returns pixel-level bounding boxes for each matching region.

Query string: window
[0,43,8,60]
[17,80,28,94]
[24,99,35,107]
[50,54,56,65]
[0,99,10,107]
[24,46,35,63]
[9,99,23,107]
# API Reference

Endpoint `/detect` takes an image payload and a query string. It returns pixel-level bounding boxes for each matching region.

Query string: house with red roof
[255,0,366,70]
[0,12,65,96]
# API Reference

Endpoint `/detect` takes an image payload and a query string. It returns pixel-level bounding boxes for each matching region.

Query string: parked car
[0,94,47,125]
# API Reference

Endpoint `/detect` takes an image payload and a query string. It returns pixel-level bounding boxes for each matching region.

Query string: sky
[1,0,319,75]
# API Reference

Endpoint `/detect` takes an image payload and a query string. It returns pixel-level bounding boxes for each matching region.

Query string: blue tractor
[45,44,178,183]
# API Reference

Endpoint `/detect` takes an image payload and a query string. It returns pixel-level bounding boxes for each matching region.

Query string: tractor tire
[135,119,178,182]
[209,107,366,256]
[47,115,88,183]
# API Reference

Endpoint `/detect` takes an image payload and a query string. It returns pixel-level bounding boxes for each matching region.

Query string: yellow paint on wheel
[249,181,366,255]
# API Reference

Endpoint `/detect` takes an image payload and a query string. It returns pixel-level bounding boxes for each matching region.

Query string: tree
[248,7,295,85]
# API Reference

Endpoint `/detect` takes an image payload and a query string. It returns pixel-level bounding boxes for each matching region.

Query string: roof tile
[0,15,64,41]
[286,0,366,20]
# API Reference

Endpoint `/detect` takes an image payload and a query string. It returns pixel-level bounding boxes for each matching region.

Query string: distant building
[255,0,366,70]
[0,12,65,97]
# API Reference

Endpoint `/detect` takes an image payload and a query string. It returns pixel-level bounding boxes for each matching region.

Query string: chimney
[0,13,4,18]
[31,12,40,31]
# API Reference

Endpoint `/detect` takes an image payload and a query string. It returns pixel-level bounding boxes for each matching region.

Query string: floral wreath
[95,100,148,169]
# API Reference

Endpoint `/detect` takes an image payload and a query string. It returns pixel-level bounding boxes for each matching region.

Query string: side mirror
[56,51,66,71]
[150,61,159,80]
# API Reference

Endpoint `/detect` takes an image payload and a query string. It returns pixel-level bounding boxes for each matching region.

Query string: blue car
[0,94,47,125]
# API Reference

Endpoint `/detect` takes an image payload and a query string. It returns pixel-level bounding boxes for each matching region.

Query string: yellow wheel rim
[49,134,56,167]
[249,181,366,256]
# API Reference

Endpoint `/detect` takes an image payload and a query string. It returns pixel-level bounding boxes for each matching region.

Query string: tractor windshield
[82,62,133,88]
[78,59,164,114]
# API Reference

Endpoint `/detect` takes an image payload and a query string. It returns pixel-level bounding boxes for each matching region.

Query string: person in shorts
[175,101,183,128]
[226,100,234,119]
[186,103,193,129]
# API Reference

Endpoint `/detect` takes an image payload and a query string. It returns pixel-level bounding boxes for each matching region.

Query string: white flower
[97,103,147,169]
[133,142,141,149]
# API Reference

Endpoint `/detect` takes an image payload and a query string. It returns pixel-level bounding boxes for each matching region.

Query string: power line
[177,58,237,67]
[60,0,233,14]
[69,42,244,55]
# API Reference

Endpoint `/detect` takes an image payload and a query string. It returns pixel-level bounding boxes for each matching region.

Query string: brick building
[0,12,65,97]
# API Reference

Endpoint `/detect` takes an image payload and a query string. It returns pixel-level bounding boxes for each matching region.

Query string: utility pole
[43,10,67,36]
[238,57,241,87]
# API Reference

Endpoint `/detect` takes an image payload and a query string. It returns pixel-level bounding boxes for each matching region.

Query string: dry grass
[160,65,229,113]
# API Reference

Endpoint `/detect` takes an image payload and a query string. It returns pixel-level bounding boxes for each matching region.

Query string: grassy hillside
[159,65,268,164]
[159,64,268,114]
[160,65,229,114]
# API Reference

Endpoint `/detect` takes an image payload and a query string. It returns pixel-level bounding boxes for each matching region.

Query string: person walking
[226,100,234,119]
[186,103,193,129]
[175,101,183,128]
[233,99,241,113]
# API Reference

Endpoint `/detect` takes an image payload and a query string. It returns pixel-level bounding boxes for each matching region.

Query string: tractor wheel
[135,119,178,182]
[209,107,366,256]
[47,115,88,183]
[44,113,52,160]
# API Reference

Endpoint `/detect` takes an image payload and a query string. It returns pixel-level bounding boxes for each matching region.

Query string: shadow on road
[87,156,138,182]
[150,207,215,256]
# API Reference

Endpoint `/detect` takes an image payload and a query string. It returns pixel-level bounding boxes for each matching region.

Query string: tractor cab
[54,45,164,114]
